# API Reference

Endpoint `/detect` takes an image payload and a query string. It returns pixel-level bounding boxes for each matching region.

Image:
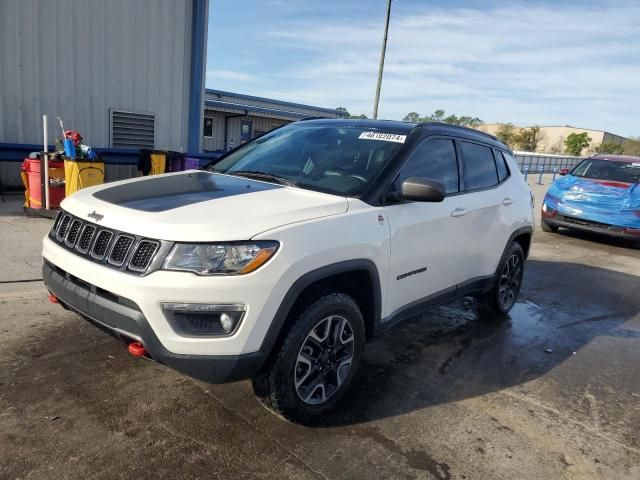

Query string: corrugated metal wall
[0,0,193,151]
[202,111,287,151]
[202,112,227,151]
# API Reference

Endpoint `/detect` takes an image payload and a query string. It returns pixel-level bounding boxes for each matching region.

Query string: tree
[401,110,483,127]
[564,132,591,156]
[495,123,516,148]
[335,107,368,119]
[623,138,640,156]
[403,112,420,123]
[457,116,484,128]
[443,114,459,124]
[595,141,624,155]
[547,139,564,154]
[336,107,350,118]
[429,109,446,122]
[514,126,542,152]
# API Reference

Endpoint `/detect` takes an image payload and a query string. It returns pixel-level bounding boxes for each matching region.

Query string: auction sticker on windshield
[359,132,407,143]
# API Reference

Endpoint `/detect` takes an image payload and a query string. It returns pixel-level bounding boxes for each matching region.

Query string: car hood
[60,171,349,241]
[548,175,639,213]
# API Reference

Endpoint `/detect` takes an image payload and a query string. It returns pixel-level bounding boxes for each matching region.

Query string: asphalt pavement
[1,175,639,479]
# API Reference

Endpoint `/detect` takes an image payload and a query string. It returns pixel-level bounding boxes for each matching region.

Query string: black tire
[540,220,558,233]
[628,239,640,250]
[251,293,365,424]
[479,242,525,316]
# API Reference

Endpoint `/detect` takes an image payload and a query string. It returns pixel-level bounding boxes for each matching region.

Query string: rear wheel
[541,220,558,233]
[251,293,365,424]
[479,242,525,316]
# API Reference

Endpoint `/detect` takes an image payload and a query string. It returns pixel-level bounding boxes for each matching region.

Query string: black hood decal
[93,172,282,212]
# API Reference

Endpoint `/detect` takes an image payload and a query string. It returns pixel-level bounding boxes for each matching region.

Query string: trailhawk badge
[87,211,104,222]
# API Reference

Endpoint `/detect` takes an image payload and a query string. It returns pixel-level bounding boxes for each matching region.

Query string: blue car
[541,154,640,245]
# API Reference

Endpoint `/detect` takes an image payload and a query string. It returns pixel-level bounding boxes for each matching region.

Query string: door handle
[451,207,468,217]
[502,197,514,206]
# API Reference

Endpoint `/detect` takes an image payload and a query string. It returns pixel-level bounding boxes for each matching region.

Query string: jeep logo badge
[88,211,104,222]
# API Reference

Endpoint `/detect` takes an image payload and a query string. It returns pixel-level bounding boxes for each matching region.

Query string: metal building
[0,0,208,187]
[203,89,344,152]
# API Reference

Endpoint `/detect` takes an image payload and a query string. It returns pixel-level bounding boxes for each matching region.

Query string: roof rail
[298,116,332,121]
[416,122,498,141]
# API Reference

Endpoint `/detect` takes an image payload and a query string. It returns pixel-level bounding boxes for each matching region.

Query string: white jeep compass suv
[43,119,534,423]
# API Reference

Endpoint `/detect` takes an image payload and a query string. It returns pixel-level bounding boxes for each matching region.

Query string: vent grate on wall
[110,110,155,148]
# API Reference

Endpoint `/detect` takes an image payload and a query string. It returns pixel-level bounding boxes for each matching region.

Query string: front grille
[91,230,113,259]
[64,219,82,247]
[56,214,72,241]
[108,235,134,266]
[129,240,160,272]
[189,315,215,331]
[76,225,96,253]
[51,211,64,234]
[49,210,166,275]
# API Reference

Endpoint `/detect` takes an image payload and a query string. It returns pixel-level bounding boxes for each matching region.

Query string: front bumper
[42,234,297,356]
[43,260,265,383]
[543,214,640,241]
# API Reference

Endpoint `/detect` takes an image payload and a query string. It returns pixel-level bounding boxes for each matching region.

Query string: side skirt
[372,274,496,337]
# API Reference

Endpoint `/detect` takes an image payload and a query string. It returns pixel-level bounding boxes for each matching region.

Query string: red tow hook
[48,294,59,304]
[128,342,147,357]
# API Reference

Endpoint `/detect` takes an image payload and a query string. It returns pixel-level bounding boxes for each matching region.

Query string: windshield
[571,159,640,184]
[208,124,408,196]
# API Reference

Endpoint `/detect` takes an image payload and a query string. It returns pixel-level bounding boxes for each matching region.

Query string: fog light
[542,203,548,212]
[220,313,234,333]
[161,303,245,336]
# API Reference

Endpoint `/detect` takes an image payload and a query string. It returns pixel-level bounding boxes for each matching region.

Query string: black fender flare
[496,226,533,275]
[258,259,382,358]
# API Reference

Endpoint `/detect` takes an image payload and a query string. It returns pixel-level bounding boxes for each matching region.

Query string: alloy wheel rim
[294,315,354,405]
[498,253,522,310]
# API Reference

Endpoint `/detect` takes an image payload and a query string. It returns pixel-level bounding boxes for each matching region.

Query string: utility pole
[373,0,392,120]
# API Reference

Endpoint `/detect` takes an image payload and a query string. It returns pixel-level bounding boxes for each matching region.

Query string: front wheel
[479,242,525,316]
[252,293,365,424]
[540,219,558,233]
[628,239,640,250]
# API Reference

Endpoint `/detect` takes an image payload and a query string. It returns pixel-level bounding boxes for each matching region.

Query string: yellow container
[149,152,166,175]
[64,160,105,196]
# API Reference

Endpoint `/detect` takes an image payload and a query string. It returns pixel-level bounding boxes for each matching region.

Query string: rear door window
[394,138,459,194]
[496,151,511,182]
[460,142,499,190]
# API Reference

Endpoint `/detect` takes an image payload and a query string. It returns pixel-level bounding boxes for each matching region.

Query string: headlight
[163,241,279,275]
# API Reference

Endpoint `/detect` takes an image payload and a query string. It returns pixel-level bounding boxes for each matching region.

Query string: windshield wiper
[228,170,298,187]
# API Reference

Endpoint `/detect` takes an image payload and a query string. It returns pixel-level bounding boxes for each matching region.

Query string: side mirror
[559,168,570,176]
[400,177,446,202]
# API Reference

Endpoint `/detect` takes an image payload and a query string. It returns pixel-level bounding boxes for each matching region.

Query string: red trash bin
[21,158,66,209]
